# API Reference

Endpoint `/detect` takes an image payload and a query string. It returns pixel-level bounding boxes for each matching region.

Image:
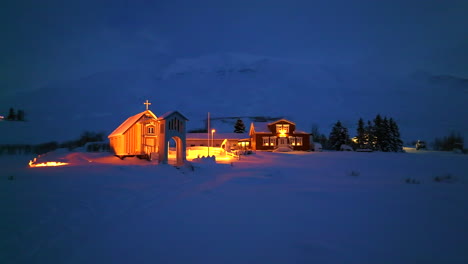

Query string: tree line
[3,108,26,121]
[432,132,464,151]
[312,114,404,152]
[0,131,110,156]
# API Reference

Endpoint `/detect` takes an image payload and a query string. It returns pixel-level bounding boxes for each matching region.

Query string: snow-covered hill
[1,53,467,144]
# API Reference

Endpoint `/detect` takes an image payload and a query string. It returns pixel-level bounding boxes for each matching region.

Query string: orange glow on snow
[29,158,69,167]
[186,147,235,162]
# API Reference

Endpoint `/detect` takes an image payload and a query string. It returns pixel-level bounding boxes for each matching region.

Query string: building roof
[268,119,296,126]
[293,130,309,134]
[187,133,248,140]
[250,119,309,135]
[108,110,157,138]
[158,111,189,121]
[250,122,270,133]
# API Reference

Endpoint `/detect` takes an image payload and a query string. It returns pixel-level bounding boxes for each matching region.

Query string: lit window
[289,136,295,145]
[296,137,303,146]
[262,137,269,146]
[269,136,276,146]
[276,124,289,134]
[276,124,282,133]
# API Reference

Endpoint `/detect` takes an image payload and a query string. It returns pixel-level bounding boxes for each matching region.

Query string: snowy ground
[1,149,467,264]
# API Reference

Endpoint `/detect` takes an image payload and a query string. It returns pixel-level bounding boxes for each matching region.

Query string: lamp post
[207,112,210,157]
[211,129,216,156]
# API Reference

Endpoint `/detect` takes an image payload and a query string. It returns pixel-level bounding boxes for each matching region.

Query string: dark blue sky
[1,0,467,95]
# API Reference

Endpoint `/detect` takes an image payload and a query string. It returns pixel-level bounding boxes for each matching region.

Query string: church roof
[108,110,157,138]
[158,111,189,121]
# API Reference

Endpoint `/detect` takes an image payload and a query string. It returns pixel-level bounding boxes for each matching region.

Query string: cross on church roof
[144,100,151,110]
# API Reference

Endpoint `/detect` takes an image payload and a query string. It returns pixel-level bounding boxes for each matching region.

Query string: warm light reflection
[29,158,69,167]
[186,146,234,163]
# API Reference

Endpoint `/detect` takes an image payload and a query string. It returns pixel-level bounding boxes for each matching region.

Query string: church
[108,100,189,165]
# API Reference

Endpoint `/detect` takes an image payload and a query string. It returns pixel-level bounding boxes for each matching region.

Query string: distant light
[29,158,69,167]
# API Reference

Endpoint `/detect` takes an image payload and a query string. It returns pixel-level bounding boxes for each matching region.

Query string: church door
[145,138,156,154]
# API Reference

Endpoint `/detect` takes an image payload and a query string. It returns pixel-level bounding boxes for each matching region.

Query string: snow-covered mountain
[1,53,467,145]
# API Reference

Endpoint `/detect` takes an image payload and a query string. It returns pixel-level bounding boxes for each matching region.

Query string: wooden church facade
[108,110,159,159]
[108,102,188,165]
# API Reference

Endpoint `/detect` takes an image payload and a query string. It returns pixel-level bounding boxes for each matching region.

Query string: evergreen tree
[234,119,246,133]
[389,118,403,152]
[356,118,366,148]
[380,117,391,152]
[329,121,350,150]
[433,132,464,151]
[310,124,320,142]
[373,114,384,151]
[318,134,328,149]
[17,110,25,121]
[365,120,375,150]
[7,108,16,120]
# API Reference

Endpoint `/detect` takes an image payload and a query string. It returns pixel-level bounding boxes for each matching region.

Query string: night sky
[2,0,467,96]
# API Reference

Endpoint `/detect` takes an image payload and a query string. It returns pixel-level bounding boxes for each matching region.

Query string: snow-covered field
[1,149,467,264]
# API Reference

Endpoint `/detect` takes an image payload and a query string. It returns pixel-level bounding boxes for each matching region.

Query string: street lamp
[211,129,216,156]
